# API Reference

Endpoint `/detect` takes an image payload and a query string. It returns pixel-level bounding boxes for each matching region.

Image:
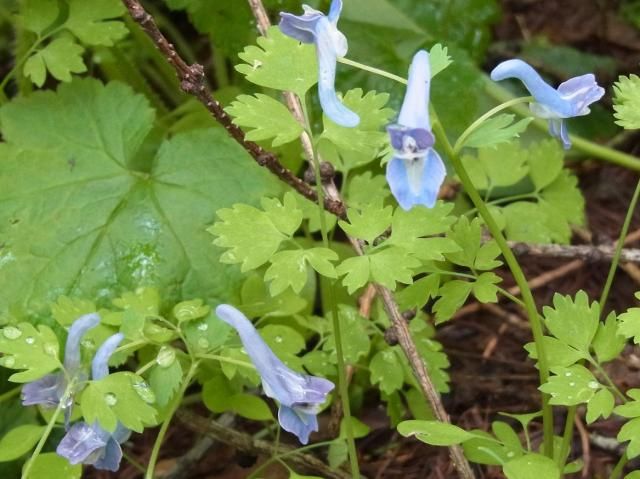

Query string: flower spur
[216,304,334,444]
[490,59,605,149]
[279,0,359,127]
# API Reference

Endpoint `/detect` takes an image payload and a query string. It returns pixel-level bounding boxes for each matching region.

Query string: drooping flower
[386,50,446,210]
[279,0,360,127]
[56,333,131,472]
[22,313,100,409]
[215,304,334,444]
[490,59,605,149]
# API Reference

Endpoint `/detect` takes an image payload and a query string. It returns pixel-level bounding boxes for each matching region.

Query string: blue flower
[22,313,100,410]
[490,59,605,149]
[56,333,131,472]
[279,0,360,127]
[215,304,334,444]
[386,50,446,210]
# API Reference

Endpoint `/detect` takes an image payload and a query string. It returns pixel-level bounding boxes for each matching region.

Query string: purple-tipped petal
[216,304,334,433]
[21,373,63,407]
[63,313,100,372]
[387,125,434,151]
[278,10,323,44]
[91,333,124,381]
[386,149,446,210]
[278,405,319,444]
[557,74,605,115]
[56,422,109,465]
[398,50,431,128]
[327,0,343,23]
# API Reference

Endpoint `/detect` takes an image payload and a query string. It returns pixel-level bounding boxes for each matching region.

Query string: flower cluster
[22,314,129,472]
[279,1,604,209]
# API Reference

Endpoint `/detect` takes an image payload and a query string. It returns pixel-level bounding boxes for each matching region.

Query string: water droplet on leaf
[156,346,176,368]
[274,335,283,343]
[104,392,118,406]
[43,343,58,356]
[24,337,35,345]
[132,379,156,403]
[3,356,15,367]
[197,338,210,349]
[588,381,600,389]
[197,322,208,332]
[3,326,22,340]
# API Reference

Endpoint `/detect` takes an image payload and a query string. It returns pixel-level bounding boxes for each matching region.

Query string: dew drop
[565,372,572,377]
[24,337,35,345]
[197,322,208,332]
[569,382,575,387]
[3,356,15,367]
[588,381,600,389]
[43,343,58,357]
[104,393,118,406]
[274,335,283,343]
[506,452,515,458]
[567,395,573,400]
[132,379,156,404]
[198,338,210,349]
[3,326,22,340]
[156,346,176,368]
[81,339,95,349]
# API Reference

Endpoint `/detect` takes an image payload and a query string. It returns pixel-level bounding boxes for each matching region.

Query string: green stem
[558,407,576,468]
[0,386,21,403]
[600,177,640,308]
[21,383,72,479]
[590,360,626,402]
[300,98,360,479]
[145,361,199,479]
[431,113,554,457]
[453,96,533,154]
[610,452,628,479]
[197,353,256,370]
[246,440,335,479]
[338,57,408,85]
[483,79,640,172]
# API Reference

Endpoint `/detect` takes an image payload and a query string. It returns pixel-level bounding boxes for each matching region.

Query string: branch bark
[509,241,640,263]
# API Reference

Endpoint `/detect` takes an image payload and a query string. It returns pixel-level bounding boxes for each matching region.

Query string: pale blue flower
[386,50,446,210]
[22,313,100,409]
[216,304,334,444]
[490,59,605,149]
[56,333,131,472]
[279,0,360,127]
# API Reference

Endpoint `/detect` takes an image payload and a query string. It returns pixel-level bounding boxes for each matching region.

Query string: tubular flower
[216,304,334,444]
[21,313,100,409]
[490,59,605,149]
[56,333,131,472]
[279,0,359,127]
[386,50,446,210]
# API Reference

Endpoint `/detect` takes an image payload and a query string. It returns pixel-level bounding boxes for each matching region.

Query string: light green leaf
[614,389,640,418]
[65,0,128,46]
[23,53,46,88]
[24,452,82,479]
[586,388,614,424]
[265,247,338,296]
[321,88,393,158]
[262,192,304,237]
[525,336,587,368]
[592,312,626,363]
[22,0,59,34]
[172,299,210,323]
[183,314,230,354]
[397,420,475,445]
[324,306,370,364]
[618,417,640,459]
[397,274,440,310]
[619,295,640,343]
[492,421,524,454]
[542,291,600,353]
[0,424,45,462]
[463,115,533,150]
[50,296,97,327]
[477,141,530,188]
[539,365,600,406]
[148,359,182,408]
[503,453,561,479]
[368,247,420,291]
[346,172,390,208]
[231,394,273,421]
[35,37,86,86]
[0,323,59,382]
[527,140,564,191]
[614,74,640,129]
[236,26,317,97]
[260,324,306,356]
[473,272,501,303]
[410,319,450,392]
[81,372,157,432]
[540,170,585,228]
[370,349,404,395]
[0,79,279,314]
[429,44,452,78]
[433,280,473,324]
[503,201,569,244]
[226,94,302,147]
[446,217,501,269]
[339,203,393,244]
[335,255,369,294]
[341,0,424,34]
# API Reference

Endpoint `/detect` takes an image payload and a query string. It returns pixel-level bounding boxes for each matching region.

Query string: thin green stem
[432,113,554,457]
[600,177,640,308]
[483,79,640,172]
[21,382,73,479]
[300,97,360,479]
[145,361,199,479]
[338,57,407,85]
[558,407,576,468]
[590,360,626,402]
[0,386,21,403]
[246,440,335,479]
[197,353,255,370]
[610,452,628,479]
[453,96,534,154]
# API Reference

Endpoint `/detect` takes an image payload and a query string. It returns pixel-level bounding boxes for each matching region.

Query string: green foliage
[0,79,279,314]
[503,454,560,479]
[21,0,127,86]
[25,452,82,479]
[614,74,640,129]
[148,357,183,408]
[538,365,601,406]
[462,114,533,150]
[81,372,157,432]
[618,292,640,343]
[226,94,303,147]
[265,248,338,295]
[0,425,45,462]
[339,203,393,244]
[0,323,59,382]
[202,376,272,421]
[397,420,477,445]
[235,27,317,98]
[543,291,599,354]
[369,349,403,395]
[616,389,640,458]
